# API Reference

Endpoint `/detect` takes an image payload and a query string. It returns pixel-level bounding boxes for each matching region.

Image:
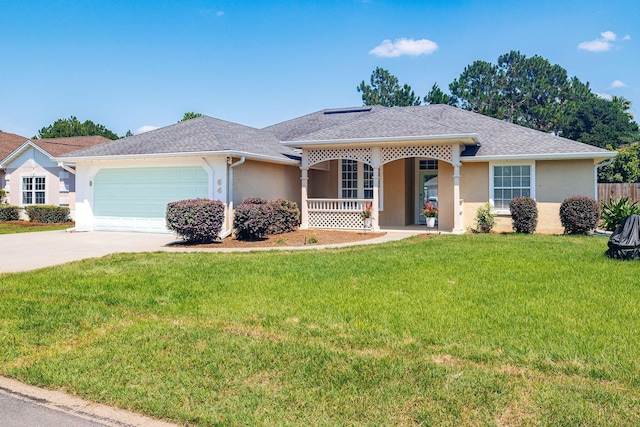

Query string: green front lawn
[1,234,639,425]
[0,221,74,234]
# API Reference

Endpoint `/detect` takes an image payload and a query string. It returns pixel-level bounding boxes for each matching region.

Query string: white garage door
[93,167,209,232]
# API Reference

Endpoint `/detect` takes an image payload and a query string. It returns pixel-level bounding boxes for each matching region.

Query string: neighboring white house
[57,105,616,234]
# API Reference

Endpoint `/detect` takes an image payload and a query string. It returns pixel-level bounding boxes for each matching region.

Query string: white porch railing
[307,198,370,229]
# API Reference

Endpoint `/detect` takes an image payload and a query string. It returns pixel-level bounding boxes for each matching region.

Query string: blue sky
[1,0,637,138]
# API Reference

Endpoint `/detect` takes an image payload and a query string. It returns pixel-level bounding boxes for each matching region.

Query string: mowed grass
[1,234,639,426]
[0,221,73,234]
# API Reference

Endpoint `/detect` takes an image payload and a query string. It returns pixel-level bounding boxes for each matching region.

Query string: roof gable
[0,132,28,161]
[60,116,300,162]
[1,135,111,166]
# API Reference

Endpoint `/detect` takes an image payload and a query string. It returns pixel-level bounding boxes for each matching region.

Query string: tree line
[34,112,203,140]
[358,51,639,183]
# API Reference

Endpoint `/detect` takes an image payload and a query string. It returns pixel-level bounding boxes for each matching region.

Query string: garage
[93,166,209,232]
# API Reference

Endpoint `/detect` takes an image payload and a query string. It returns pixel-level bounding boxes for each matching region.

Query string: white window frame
[21,175,47,206]
[489,161,535,214]
[338,159,383,210]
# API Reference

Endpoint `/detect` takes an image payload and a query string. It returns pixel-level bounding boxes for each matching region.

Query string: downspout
[595,158,615,201]
[221,156,245,238]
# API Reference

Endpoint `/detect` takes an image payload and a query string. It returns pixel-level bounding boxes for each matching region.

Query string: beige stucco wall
[536,159,595,202]
[436,161,454,231]
[460,162,490,232]
[460,159,596,234]
[233,159,301,206]
[379,159,407,227]
[535,159,595,233]
[309,160,338,198]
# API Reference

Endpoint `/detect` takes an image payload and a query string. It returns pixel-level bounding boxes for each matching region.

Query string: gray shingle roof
[268,104,613,159]
[60,116,300,162]
[59,105,613,163]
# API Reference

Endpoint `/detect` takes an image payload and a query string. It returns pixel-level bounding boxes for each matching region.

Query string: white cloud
[595,92,613,100]
[610,80,627,88]
[135,125,159,135]
[578,30,631,52]
[369,38,438,58]
[200,9,224,16]
[578,39,612,52]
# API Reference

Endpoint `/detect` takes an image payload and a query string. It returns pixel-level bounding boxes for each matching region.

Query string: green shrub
[600,196,640,231]
[268,199,300,234]
[559,196,600,234]
[0,189,6,202]
[166,198,225,243]
[0,204,20,221]
[234,198,275,240]
[25,205,71,223]
[242,197,268,205]
[509,196,538,233]
[470,203,496,233]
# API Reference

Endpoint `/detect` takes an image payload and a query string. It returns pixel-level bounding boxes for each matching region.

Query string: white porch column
[300,150,309,229]
[452,144,464,233]
[371,147,381,231]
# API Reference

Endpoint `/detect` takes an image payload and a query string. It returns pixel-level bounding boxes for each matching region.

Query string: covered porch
[295,142,472,233]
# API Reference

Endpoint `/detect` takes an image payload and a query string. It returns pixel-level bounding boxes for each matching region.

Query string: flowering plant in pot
[360,202,373,228]
[422,201,438,227]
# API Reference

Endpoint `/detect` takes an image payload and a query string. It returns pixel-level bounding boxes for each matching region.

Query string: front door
[417,170,438,224]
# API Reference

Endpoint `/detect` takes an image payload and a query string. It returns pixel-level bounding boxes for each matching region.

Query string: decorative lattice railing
[307,198,370,229]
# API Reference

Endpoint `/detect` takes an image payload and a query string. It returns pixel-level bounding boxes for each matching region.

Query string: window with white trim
[341,159,358,198]
[490,164,534,211]
[339,160,376,200]
[22,176,46,205]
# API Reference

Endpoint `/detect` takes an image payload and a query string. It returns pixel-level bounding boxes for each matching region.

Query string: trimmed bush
[234,198,275,240]
[471,203,496,233]
[600,196,640,231]
[560,196,600,234]
[509,196,538,233]
[268,199,300,234]
[242,197,268,205]
[25,205,71,223]
[0,205,20,221]
[166,198,225,243]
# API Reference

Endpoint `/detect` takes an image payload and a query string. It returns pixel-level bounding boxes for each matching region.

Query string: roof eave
[1,140,53,166]
[461,151,617,162]
[54,150,301,165]
[281,133,482,148]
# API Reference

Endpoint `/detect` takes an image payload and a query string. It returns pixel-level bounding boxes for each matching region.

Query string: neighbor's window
[22,176,46,205]
[492,165,532,210]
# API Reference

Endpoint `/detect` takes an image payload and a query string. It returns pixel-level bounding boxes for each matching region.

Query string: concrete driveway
[0,230,177,274]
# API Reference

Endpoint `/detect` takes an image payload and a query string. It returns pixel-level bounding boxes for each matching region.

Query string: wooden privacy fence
[598,183,640,202]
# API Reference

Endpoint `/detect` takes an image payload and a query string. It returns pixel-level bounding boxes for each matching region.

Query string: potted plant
[360,202,373,229]
[422,201,438,227]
